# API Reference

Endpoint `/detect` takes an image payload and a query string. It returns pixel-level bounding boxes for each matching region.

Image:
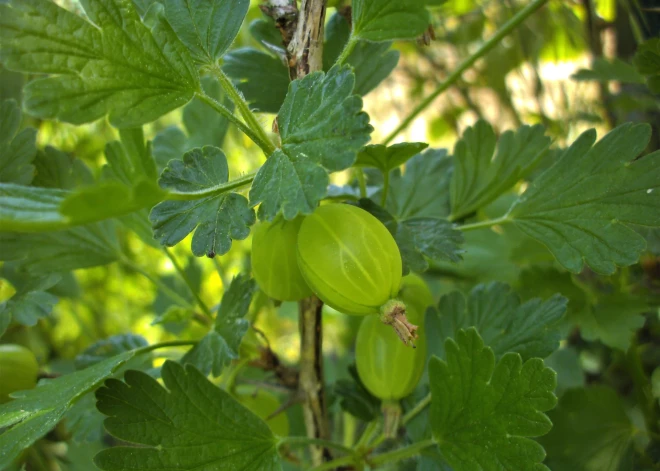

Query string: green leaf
[223,48,289,113]
[0,222,120,273]
[153,77,232,170]
[61,129,165,224]
[75,334,149,370]
[352,0,430,42]
[0,350,138,469]
[508,123,660,274]
[633,38,660,94]
[150,146,255,257]
[0,99,36,185]
[0,274,59,336]
[518,267,646,351]
[250,66,372,220]
[450,120,550,221]
[356,142,428,173]
[164,0,249,65]
[386,149,452,219]
[544,347,585,397]
[323,13,400,96]
[426,282,566,361]
[0,183,68,231]
[572,57,644,84]
[429,328,556,471]
[277,66,372,173]
[249,149,329,221]
[540,386,635,471]
[183,274,255,376]
[94,360,281,471]
[358,199,464,273]
[576,292,647,351]
[64,392,104,444]
[0,0,199,127]
[32,147,94,190]
[182,77,232,149]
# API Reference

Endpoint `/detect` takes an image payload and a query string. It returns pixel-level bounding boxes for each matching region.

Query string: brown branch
[261,0,329,464]
[287,0,327,78]
[298,295,331,464]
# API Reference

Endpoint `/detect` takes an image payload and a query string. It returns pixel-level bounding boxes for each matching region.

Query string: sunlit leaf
[0,0,199,127]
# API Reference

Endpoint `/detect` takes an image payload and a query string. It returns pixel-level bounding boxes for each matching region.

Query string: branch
[270,0,331,465]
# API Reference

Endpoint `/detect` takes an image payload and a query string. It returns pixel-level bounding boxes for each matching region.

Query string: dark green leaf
[633,37,660,94]
[426,282,566,361]
[450,120,550,221]
[386,149,453,219]
[278,66,372,172]
[333,364,381,421]
[508,123,660,274]
[356,142,428,173]
[32,147,94,190]
[572,57,644,84]
[151,146,255,257]
[249,149,329,221]
[543,347,585,397]
[429,328,556,471]
[250,66,372,220]
[0,274,59,336]
[0,0,199,127]
[94,361,281,471]
[75,334,149,370]
[182,77,232,149]
[0,99,36,185]
[0,350,138,469]
[223,48,289,113]
[352,0,430,42]
[323,13,399,96]
[540,387,635,471]
[182,274,255,376]
[164,0,249,64]
[518,267,645,351]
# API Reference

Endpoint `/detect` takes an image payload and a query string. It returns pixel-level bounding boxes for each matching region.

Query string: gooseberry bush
[0,0,659,470]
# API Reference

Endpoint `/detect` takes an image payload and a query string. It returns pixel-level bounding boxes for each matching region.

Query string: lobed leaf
[540,386,635,471]
[94,360,281,471]
[450,120,550,221]
[508,123,660,274]
[429,328,556,471]
[356,142,428,173]
[0,0,199,127]
[0,351,138,468]
[633,37,660,93]
[426,282,567,361]
[150,147,255,257]
[182,274,256,376]
[250,66,372,220]
[164,0,249,65]
[0,99,36,185]
[0,274,60,336]
[352,0,430,42]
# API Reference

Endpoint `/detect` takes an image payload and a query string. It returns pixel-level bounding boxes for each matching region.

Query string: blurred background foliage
[1,0,660,469]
